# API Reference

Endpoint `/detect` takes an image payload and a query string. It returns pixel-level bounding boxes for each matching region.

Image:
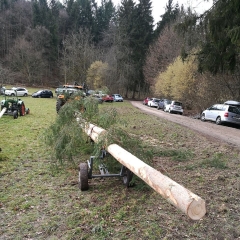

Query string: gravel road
[130,101,240,148]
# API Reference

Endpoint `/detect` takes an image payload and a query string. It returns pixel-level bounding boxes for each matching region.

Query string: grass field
[0,89,240,239]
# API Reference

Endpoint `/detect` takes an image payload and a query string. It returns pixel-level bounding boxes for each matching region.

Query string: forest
[0,0,240,110]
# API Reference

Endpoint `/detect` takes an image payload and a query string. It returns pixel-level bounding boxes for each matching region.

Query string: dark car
[157,99,171,110]
[32,89,53,98]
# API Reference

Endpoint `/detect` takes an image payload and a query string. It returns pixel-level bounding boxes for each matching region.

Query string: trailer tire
[79,163,89,191]
[122,166,133,187]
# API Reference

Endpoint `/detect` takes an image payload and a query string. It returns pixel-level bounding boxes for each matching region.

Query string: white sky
[97,0,213,25]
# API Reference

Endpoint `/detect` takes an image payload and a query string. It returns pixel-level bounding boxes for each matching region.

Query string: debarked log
[84,123,206,220]
[0,107,6,118]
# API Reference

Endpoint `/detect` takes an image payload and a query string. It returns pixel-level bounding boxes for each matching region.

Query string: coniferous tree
[154,0,179,38]
[199,0,240,74]
[131,0,154,98]
[94,0,116,43]
[0,0,9,11]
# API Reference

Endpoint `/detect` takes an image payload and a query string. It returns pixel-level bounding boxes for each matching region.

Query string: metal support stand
[79,149,133,191]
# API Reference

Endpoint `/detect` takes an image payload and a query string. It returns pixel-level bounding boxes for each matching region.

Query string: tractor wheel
[13,110,18,119]
[19,103,26,116]
[79,163,89,191]
[25,108,30,114]
[56,99,65,113]
[122,166,133,187]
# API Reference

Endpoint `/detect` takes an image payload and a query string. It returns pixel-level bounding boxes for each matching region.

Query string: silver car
[112,94,123,102]
[4,87,28,97]
[164,100,183,115]
[201,104,240,125]
[148,98,161,107]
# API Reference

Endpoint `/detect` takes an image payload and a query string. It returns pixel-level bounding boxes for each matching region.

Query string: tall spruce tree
[154,0,179,38]
[94,0,116,43]
[118,0,154,98]
[199,0,240,74]
[66,0,96,34]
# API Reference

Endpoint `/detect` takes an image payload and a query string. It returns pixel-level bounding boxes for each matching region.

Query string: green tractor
[0,91,30,119]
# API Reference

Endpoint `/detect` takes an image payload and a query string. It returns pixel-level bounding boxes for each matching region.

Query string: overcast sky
[97,0,213,25]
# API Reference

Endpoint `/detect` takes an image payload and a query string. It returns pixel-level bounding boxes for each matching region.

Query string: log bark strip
[85,123,206,220]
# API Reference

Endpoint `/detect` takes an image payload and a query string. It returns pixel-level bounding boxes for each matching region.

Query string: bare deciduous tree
[7,37,45,85]
[61,28,96,85]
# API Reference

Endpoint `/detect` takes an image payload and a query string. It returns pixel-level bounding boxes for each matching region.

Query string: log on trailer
[0,107,6,118]
[84,123,206,220]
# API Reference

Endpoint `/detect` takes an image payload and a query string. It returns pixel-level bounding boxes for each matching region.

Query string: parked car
[148,98,161,107]
[224,100,240,107]
[201,104,240,125]
[157,99,171,110]
[102,95,114,102]
[94,96,103,104]
[32,89,53,98]
[164,100,183,115]
[112,94,123,102]
[143,97,151,105]
[0,86,6,95]
[4,87,28,97]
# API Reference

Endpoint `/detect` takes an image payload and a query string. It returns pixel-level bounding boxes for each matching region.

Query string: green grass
[0,89,240,239]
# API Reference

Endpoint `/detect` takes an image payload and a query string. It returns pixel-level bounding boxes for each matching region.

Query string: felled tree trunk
[85,123,206,220]
[0,107,6,118]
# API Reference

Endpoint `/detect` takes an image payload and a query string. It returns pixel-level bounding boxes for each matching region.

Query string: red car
[143,97,151,105]
[102,95,114,102]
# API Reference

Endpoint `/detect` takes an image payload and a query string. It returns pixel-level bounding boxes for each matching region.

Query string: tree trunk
[84,123,206,220]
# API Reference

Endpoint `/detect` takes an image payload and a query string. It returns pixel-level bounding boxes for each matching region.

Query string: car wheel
[169,109,172,113]
[201,113,206,122]
[180,112,183,115]
[79,163,89,191]
[216,116,222,125]
[24,93,27,97]
[38,95,41,98]
[11,93,15,96]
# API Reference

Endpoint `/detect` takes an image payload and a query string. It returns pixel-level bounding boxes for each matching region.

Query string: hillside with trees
[0,0,240,109]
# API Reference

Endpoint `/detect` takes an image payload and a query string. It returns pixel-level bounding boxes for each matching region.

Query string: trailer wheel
[79,163,89,191]
[122,166,133,187]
